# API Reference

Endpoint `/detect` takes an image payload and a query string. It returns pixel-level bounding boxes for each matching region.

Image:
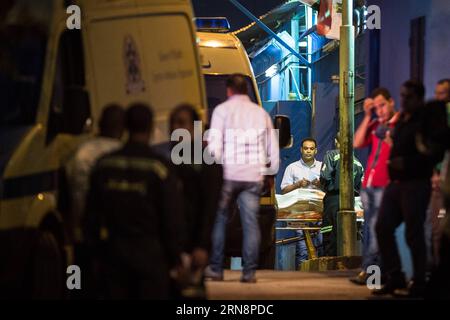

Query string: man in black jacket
[374,81,447,297]
[84,103,185,299]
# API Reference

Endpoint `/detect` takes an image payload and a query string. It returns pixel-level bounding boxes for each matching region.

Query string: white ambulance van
[0,0,205,297]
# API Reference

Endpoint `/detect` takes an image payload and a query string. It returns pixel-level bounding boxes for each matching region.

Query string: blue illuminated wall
[252,44,284,101]
[252,30,298,102]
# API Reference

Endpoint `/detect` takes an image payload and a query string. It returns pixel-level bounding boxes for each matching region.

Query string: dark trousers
[71,243,97,299]
[322,193,340,257]
[376,180,431,283]
[427,224,450,298]
[210,180,262,276]
[104,261,170,299]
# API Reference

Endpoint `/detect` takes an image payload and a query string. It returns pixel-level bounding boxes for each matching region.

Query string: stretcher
[276,188,364,259]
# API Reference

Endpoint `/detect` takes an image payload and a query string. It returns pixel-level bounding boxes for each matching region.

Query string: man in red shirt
[350,88,399,285]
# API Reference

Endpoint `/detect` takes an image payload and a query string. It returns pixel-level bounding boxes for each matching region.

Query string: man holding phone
[350,88,399,285]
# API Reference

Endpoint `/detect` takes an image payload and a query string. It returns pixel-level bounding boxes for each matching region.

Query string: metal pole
[338,0,356,256]
[312,83,317,135]
[291,15,300,98]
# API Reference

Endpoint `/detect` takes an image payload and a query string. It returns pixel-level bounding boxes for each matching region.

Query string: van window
[0,0,52,126]
[47,30,90,142]
[204,74,257,122]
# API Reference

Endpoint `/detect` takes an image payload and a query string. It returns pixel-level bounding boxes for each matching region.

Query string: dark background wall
[368,0,450,103]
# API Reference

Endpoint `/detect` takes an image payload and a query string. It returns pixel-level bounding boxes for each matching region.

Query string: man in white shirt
[67,104,125,243]
[280,138,322,194]
[205,74,279,283]
[279,138,322,266]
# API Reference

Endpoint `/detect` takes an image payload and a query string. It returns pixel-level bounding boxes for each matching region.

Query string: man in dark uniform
[320,134,364,256]
[84,103,185,299]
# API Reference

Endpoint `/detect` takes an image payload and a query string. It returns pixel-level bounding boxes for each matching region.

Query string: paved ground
[206,269,373,300]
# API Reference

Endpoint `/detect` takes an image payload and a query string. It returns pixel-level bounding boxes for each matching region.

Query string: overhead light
[299,41,308,48]
[198,39,236,48]
[265,64,278,78]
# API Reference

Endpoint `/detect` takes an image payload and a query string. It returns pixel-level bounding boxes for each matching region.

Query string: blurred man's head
[226,73,248,97]
[434,79,450,102]
[126,103,154,143]
[370,87,395,123]
[169,103,200,140]
[99,104,125,139]
[300,138,317,163]
[400,80,425,113]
